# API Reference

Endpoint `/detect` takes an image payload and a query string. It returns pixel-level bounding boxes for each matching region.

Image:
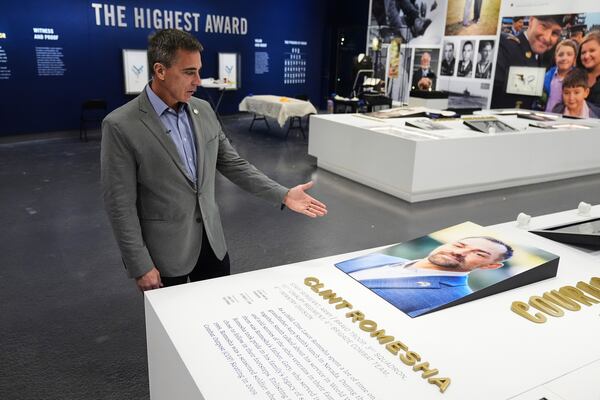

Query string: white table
[239,95,318,134]
[308,113,600,202]
[199,81,236,116]
[145,206,600,400]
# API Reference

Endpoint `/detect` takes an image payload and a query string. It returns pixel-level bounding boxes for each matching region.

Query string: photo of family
[335,222,559,317]
[491,13,600,118]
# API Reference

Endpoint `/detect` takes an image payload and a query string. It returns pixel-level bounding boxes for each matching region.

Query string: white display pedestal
[307,113,600,202]
[145,206,600,400]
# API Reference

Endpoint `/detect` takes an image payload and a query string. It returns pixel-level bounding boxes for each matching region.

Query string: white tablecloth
[239,95,318,127]
[200,82,236,90]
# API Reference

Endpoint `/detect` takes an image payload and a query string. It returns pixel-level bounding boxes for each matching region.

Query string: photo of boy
[552,68,600,118]
[544,39,578,112]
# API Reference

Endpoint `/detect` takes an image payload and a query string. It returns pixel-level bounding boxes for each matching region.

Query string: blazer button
[196,217,202,223]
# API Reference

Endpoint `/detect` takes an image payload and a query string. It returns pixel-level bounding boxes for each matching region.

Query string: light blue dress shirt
[145,84,197,182]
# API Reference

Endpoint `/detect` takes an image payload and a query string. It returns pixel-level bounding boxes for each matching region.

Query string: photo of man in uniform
[440,41,456,76]
[457,40,474,77]
[492,14,565,109]
[336,236,513,317]
[509,16,524,36]
[475,40,494,79]
[568,24,586,45]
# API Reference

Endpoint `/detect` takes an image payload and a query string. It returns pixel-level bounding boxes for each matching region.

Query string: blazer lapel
[137,92,195,185]
[188,101,206,189]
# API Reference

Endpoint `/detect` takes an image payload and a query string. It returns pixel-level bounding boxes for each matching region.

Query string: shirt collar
[582,101,590,118]
[145,83,187,116]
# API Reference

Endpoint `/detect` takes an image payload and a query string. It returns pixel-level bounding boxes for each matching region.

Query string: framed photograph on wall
[218,52,241,90]
[122,49,149,95]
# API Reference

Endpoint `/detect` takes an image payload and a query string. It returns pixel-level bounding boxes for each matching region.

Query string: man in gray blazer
[101,29,327,292]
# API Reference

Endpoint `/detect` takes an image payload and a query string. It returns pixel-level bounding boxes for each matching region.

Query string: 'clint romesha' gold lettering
[304,276,451,393]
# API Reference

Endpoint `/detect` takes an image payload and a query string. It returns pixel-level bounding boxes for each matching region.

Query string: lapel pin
[525,51,532,59]
[193,108,199,115]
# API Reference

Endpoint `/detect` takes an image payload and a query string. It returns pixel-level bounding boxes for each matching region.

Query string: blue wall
[0,1,327,136]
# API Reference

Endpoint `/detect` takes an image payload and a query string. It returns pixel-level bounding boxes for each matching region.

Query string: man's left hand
[283,181,327,218]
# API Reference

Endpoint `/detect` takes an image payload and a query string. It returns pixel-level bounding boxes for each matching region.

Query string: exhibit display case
[307,112,600,202]
[145,206,600,399]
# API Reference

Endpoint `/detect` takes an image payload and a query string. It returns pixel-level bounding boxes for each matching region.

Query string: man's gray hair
[148,29,203,75]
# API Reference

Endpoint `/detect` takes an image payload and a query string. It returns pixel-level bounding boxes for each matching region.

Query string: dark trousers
[474,0,482,20]
[161,230,230,287]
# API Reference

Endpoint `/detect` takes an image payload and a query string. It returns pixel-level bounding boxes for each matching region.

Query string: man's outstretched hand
[283,181,327,218]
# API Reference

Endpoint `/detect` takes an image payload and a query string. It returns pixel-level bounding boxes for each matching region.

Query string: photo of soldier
[568,24,587,45]
[457,40,475,77]
[475,40,494,79]
[509,17,524,36]
[440,41,456,76]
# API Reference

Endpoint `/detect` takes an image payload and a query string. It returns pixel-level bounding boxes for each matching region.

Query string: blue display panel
[0,1,326,136]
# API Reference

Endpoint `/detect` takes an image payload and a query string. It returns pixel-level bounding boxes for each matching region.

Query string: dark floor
[1,113,600,400]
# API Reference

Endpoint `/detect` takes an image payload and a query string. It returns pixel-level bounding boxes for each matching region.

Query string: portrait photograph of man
[457,40,475,77]
[475,40,495,79]
[440,41,457,76]
[335,222,558,317]
[411,48,440,90]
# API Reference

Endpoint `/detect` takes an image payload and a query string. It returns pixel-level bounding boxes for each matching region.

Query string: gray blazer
[101,91,288,279]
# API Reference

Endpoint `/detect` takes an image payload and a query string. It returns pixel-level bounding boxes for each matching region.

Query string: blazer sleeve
[214,124,289,206]
[101,118,154,279]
